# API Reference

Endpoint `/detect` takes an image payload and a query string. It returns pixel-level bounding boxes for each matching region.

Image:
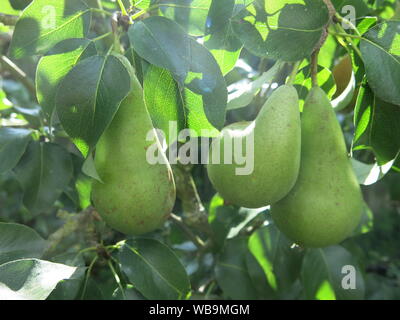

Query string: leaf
[331,0,370,22]
[14,141,73,215]
[353,79,373,144]
[204,24,242,75]
[56,54,132,156]
[227,61,283,110]
[0,127,31,174]
[143,64,185,144]
[232,0,330,61]
[208,193,265,248]
[82,153,103,183]
[9,0,32,11]
[0,259,76,300]
[36,38,97,119]
[360,21,400,106]
[204,0,242,76]
[0,1,20,14]
[294,64,336,111]
[353,80,400,164]
[129,16,227,131]
[0,223,46,265]
[129,16,191,83]
[119,238,191,300]
[353,202,374,235]
[351,158,395,185]
[248,225,304,293]
[369,98,400,163]
[159,0,212,36]
[206,0,235,34]
[301,246,365,300]
[0,89,12,110]
[9,0,91,58]
[183,39,227,131]
[47,263,86,300]
[215,237,259,299]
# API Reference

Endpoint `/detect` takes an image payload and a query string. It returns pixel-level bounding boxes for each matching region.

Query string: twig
[0,55,36,97]
[42,207,96,259]
[0,14,18,26]
[172,164,211,234]
[170,213,206,249]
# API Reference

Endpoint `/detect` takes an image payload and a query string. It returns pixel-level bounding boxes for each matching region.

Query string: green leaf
[369,98,400,163]
[14,141,73,215]
[208,193,264,248]
[0,89,12,110]
[248,225,304,293]
[0,223,46,265]
[119,238,191,300]
[360,21,400,106]
[56,54,131,156]
[227,61,283,110]
[353,81,400,164]
[301,246,365,300]
[318,35,338,69]
[0,259,76,300]
[143,64,185,144]
[82,153,103,182]
[206,0,235,34]
[0,127,31,174]
[47,256,86,300]
[351,158,395,185]
[215,237,259,299]
[353,202,374,235]
[9,0,32,11]
[0,1,20,14]
[9,0,91,58]
[232,0,330,61]
[204,0,243,76]
[160,0,212,36]
[331,0,370,21]
[183,39,227,132]
[294,64,336,111]
[134,0,152,10]
[353,79,373,144]
[129,16,227,131]
[204,24,242,75]
[36,38,97,120]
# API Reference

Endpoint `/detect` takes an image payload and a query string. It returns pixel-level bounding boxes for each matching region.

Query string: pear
[92,73,176,235]
[271,86,363,248]
[331,55,356,111]
[207,85,301,208]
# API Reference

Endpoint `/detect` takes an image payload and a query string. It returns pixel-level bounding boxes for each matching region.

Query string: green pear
[92,73,176,235]
[271,86,363,248]
[207,85,301,208]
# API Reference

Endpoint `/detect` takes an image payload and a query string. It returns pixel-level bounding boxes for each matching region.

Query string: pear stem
[310,49,320,87]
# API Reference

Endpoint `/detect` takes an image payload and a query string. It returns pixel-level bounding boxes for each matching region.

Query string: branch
[42,207,98,259]
[170,213,206,249]
[0,14,18,26]
[172,164,212,235]
[0,55,36,97]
